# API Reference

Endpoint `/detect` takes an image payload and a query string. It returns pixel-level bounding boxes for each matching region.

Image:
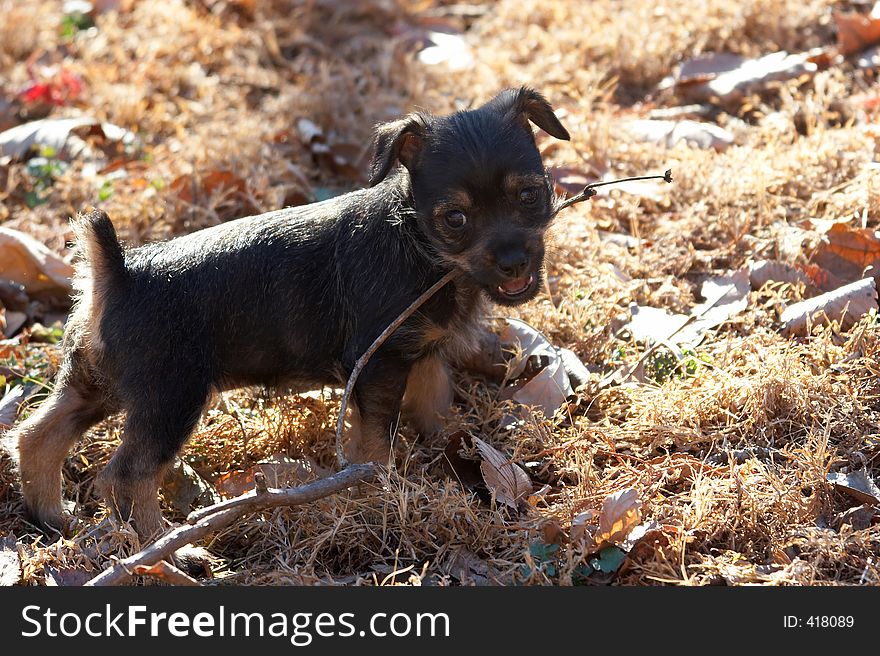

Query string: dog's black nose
[496,250,530,278]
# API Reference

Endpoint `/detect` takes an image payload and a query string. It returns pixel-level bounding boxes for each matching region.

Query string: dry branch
[334,269,461,468]
[84,463,376,586]
[554,169,672,214]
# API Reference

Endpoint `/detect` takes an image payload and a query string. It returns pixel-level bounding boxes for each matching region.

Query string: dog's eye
[519,187,539,205]
[445,210,467,229]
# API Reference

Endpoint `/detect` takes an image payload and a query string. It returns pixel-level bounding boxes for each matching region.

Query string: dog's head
[369,87,570,306]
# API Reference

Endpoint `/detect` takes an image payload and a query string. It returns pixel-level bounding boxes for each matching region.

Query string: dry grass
[1,0,879,586]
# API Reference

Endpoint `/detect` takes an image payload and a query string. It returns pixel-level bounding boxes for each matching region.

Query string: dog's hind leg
[346,355,411,464]
[10,355,110,533]
[96,388,207,542]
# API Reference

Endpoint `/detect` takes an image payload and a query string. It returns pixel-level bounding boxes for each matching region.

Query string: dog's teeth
[499,275,532,296]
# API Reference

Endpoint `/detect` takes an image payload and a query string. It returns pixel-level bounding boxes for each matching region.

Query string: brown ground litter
[1,0,879,585]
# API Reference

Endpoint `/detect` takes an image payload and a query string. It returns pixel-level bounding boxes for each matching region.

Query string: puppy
[7,87,570,541]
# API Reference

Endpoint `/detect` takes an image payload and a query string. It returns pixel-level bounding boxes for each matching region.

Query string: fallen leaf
[557,347,590,389]
[624,305,690,345]
[0,116,136,163]
[624,269,750,347]
[809,220,880,283]
[498,318,574,418]
[834,5,880,57]
[661,50,829,107]
[417,31,473,70]
[213,455,316,498]
[589,545,627,574]
[4,311,27,338]
[748,260,813,290]
[445,547,492,585]
[472,436,532,510]
[0,384,36,429]
[0,537,21,586]
[680,269,751,343]
[162,459,221,514]
[658,52,747,90]
[0,227,74,296]
[623,119,734,151]
[213,469,254,498]
[571,509,598,548]
[594,487,642,546]
[43,565,92,586]
[295,118,367,183]
[442,431,484,489]
[780,277,877,335]
[254,455,316,488]
[0,94,22,132]
[827,470,880,506]
[833,504,877,530]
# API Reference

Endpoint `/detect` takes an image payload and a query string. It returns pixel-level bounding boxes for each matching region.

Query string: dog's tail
[71,208,127,286]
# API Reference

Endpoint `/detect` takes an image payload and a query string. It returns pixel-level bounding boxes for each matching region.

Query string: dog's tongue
[500,276,530,294]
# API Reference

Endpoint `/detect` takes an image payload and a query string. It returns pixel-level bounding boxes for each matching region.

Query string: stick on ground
[84,463,376,586]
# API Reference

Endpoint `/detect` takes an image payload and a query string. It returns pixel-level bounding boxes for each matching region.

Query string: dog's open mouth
[496,274,534,299]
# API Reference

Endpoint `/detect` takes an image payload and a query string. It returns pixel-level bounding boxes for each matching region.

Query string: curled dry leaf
[595,487,642,546]
[661,50,829,107]
[780,277,877,336]
[0,384,36,429]
[571,488,645,555]
[472,436,532,510]
[162,459,222,514]
[296,117,367,183]
[0,227,74,296]
[808,220,880,284]
[827,470,880,506]
[0,116,136,163]
[445,547,492,585]
[498,318,575,419]
[748,260,813,290]
[624,269,750,347]
[623,119,734,151]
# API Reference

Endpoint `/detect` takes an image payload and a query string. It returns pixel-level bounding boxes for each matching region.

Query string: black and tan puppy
[7,87,570,541]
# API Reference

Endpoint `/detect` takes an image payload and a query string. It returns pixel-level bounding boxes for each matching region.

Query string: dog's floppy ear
[488,87,570,141]
[369,114,427,186]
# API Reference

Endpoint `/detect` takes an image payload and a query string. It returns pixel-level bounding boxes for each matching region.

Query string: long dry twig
[554,169,673,214]
[84,463,376,586]
[334,269,461,468]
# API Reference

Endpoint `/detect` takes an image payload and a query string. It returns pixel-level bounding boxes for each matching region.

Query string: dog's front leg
[346,354,411,464]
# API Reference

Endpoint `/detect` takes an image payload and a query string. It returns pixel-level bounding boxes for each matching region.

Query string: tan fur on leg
[96,444,168,542]
[402,355,453,435]
[11,385,104,532]
[343,403,394,463]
